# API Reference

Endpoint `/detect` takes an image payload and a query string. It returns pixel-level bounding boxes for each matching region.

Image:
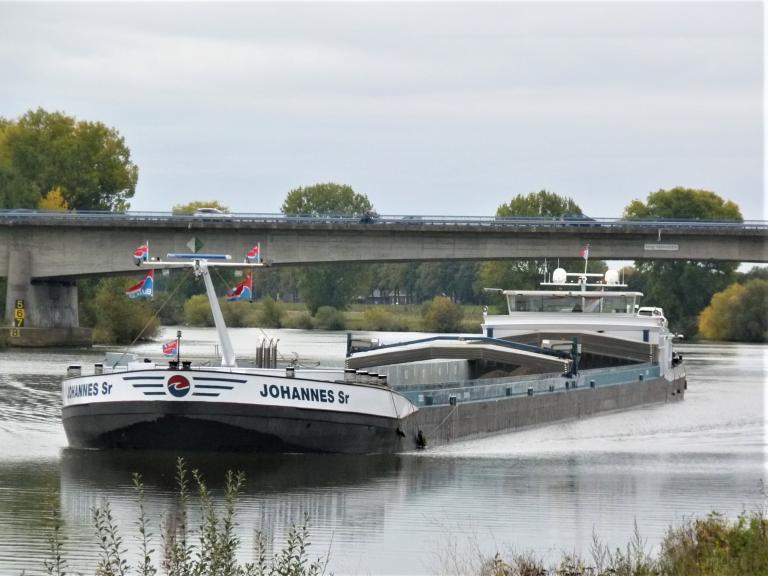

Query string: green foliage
[657,511,768,576]
[422,296,464,333]
[0,108,138,210]
[184,294,213,327]
[298,263,363,314]
[222,300,259,328]
[43,458,328,576]
[85,277,159,344]
[496,189,582,218]
[257,296,285,328]
[623,187,742,221]
[622,187,742,336]
[283,310,314,329]
[467,511,768,576]
[171,200,230,214]
[314,306,346,330]
[281,182,373,216]
[479,190,591,308]
[699,280,768,342]
[281,183,373,313]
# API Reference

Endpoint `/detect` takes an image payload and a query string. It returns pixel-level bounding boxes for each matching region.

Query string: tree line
[1,108,764,343]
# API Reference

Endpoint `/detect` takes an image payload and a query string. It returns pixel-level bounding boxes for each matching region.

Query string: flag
[226,273,252,302]
[162,339,178,357]
[579,245,589,260]
[246,244,260,263]
[133,243,149,265]
[126,270,154,299]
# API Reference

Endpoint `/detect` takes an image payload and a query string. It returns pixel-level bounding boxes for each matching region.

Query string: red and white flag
[162,340,178,356]
[579,245,589,260]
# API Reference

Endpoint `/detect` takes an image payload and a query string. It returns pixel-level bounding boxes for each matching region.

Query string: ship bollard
[286,366,295,378]
[271,339,279,368]
[94,363,103,375]
[67,365,81,377]
[256,339,264,368]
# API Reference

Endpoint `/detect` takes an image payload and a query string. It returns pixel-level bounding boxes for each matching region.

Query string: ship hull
[63,401,408,453]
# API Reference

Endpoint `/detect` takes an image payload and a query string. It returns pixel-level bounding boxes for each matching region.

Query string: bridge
[1,211,767,346]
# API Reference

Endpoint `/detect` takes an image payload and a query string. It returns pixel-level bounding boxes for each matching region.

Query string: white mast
[141,252,262,369]
[199,261,237,367]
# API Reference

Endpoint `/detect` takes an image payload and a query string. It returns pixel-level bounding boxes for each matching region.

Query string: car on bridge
[193,207,231,218]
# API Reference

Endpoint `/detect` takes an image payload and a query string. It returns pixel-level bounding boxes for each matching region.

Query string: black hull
[63,401,411,454]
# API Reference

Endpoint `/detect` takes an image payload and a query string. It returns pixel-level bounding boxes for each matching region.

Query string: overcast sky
[0,2,763,218]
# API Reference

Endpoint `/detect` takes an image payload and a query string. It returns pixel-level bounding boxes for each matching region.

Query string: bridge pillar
[4,249,91,347]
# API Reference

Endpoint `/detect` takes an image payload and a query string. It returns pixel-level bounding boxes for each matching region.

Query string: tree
[281,183,374,313]
[282,183,373,216]
[37,187,69,211]
[699,280,768,342]
[422,296,464,333]
[87,277,160,344]
[172,200,230,214]
[0,108,138,210]
[478,190,597,309]
[496,189,582,218]
[623,187,742,336]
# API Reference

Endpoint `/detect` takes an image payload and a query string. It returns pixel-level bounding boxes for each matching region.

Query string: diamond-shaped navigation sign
[186,237,204,253]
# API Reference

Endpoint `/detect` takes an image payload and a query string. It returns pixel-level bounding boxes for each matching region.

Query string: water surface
[0,330,764,575]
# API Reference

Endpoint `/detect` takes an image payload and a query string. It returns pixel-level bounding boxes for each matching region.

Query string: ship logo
[167,375,191,398]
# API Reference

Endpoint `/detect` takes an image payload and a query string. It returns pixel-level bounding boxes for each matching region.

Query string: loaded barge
[62,250,685,453]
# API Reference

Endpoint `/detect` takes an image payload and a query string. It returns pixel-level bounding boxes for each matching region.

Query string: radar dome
[552,268,567,284]
[604,269,620,285]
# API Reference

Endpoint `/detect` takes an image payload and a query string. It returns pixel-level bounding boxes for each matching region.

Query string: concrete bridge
[1,211,767,346]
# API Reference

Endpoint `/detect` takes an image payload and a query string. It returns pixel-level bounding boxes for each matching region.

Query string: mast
[199,261,237,367]
[141,251,263,369]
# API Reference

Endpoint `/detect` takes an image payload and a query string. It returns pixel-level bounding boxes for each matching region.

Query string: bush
[422,296,464,333]
[258,296,285,328]
[221,299,260,328]
[314,306,346,330]
[362,307,398,331]
[89,278,160,344]
[184,294,213,327]
[42,458,328,576]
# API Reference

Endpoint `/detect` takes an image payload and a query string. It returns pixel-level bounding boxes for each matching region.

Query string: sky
[0,2,764,218]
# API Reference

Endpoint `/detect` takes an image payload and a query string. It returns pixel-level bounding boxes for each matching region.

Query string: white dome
[604,269,620,285]
[552,268,567,284]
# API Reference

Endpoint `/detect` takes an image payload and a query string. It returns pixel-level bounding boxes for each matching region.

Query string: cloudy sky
[0,2,763,217]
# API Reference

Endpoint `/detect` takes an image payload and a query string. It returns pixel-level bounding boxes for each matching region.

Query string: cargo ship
[62,250,685,453]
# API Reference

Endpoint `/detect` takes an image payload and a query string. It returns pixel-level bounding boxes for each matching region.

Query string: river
[0,328,765,575]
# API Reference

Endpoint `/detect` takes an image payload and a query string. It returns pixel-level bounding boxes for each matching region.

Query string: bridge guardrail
[0,209,766,230]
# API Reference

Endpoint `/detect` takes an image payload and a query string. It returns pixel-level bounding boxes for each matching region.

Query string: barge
[61,249,685,453]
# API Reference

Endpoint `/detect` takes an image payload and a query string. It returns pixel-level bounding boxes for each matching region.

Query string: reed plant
[43,458,328,576]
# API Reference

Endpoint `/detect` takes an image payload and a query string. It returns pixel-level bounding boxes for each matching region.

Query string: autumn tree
[624,187,742,336]
[37,187,69,211]
[699,280,768,342]
[0,108,138,210]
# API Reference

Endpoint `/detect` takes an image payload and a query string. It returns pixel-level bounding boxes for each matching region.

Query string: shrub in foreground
[44,458,327,576]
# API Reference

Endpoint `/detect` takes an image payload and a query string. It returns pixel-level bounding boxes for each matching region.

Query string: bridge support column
[4,250,91,347]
